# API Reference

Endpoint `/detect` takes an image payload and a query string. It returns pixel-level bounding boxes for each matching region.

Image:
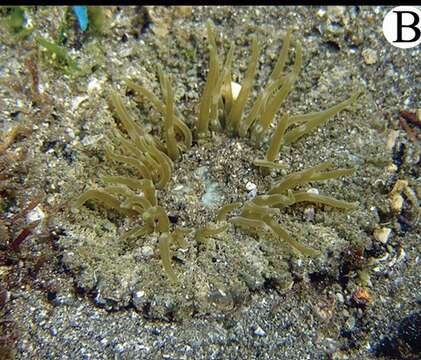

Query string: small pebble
[373,227,392,244]
[390,193,404,213]
[307,188,319,195]
[303,207,315,221]
[141,246,154,258]
[254,325,266,337]
[100,338,108,347]
[133,290,145,300]
[336,292,344,303]
[386,164,397,173]
[245,182,256,191]
[246,188,257,200]
[246,182,257,199]
[316,8,326,18]
[26,205,45,223]
[362,49,378,65]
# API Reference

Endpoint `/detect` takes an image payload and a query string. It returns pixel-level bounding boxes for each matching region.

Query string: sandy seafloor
[0,6,420,360]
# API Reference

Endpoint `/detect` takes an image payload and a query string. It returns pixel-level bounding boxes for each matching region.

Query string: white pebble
[307,188,319,195]
[254,325,266,337]
[246,188,257,200]
[245,182,257,191]
[141,246,154,257]
[373,227,392,244]
[133,290,145,300]
[26,205,45,223]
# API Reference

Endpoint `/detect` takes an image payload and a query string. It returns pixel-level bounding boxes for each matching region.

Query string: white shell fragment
[254,325,266,337]
[26,205,45,223]
[245,181,256,192]
[231,81,242,101]
[245,182,257,199]
[373,227,392,244]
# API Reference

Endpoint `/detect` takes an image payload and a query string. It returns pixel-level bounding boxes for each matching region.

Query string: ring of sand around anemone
[59,20,378,321]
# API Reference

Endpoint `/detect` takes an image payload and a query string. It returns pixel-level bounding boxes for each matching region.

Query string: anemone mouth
[62,20,363,320]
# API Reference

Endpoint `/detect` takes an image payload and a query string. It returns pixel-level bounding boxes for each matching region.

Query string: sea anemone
[73,20,362,316]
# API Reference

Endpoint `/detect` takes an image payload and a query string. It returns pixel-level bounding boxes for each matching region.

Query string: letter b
[383,6,421,49]
[393,10,421,42]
